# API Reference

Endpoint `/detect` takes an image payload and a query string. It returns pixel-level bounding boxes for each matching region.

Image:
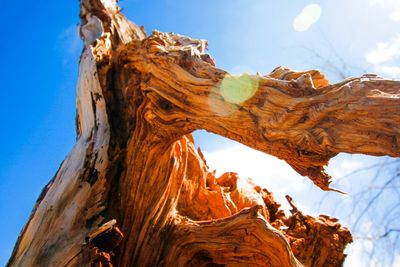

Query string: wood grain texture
[119,31,399,190]
[8,0,399,266]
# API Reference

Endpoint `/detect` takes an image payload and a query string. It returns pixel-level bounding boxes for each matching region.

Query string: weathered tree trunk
[8,0,400,266]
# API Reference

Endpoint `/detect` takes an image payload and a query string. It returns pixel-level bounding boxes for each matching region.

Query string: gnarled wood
[8,0,399,266]
[164,206,301,267]
[118,31,400,190]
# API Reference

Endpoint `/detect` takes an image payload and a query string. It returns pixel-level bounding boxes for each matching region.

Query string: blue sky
[1,0,399,265]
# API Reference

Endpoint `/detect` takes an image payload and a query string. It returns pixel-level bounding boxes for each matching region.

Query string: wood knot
[87,219,124,253]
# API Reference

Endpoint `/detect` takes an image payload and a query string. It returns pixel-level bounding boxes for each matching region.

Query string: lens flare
[219,74,259,104]
[293,4,321,32]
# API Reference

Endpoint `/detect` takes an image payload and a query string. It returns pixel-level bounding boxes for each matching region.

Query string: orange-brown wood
[8,0,399,266]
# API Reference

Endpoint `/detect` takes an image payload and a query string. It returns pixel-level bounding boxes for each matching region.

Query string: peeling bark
[7,0,400,266]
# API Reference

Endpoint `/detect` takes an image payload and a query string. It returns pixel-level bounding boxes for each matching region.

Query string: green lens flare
[219,74,259,104]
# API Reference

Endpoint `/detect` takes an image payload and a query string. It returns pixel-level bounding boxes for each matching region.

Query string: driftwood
[8,0,399,266]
